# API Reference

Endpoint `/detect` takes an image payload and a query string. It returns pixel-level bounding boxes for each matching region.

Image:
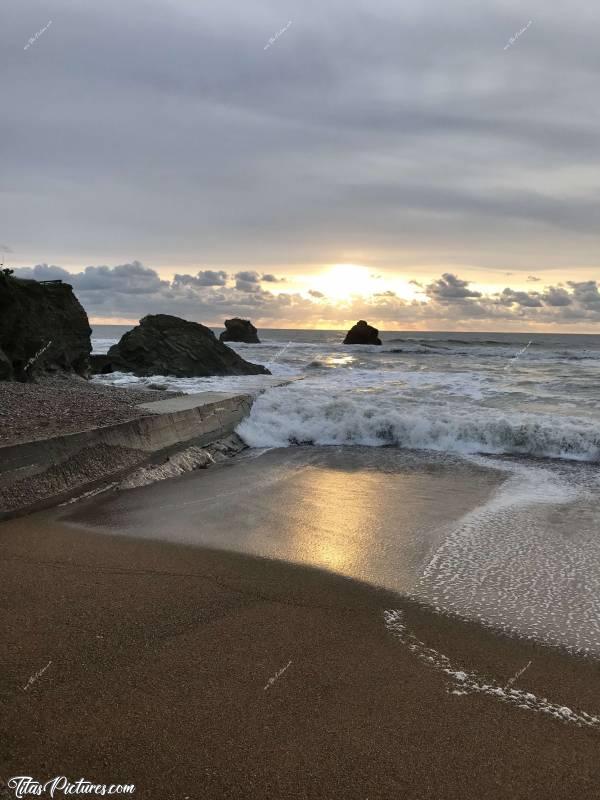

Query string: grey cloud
[235,270,261,292]
[567,280,600,309]
[261,273,285,283]
[235,281,261,293]
[497,288,543,308]
[76,262,169,293]
[542,286,572,306]
[349,181,600,236]
[527,275,541,282]
[235,271,260,282]
[3,0,600,275]
[14,264,72,281]
[173,270,228,287]
[14,263,600,327]
[16,261,169,294]
[426,273,482,301]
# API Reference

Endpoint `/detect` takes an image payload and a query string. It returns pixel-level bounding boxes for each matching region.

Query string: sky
[2,0,600,330]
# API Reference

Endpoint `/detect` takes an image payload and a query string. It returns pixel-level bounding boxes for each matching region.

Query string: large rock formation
[219,318,260,344]
[343,320,382,346]
[0,273,92,381]
[101,314,270,377]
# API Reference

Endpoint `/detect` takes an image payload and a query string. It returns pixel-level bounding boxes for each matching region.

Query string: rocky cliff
[0,273,92,381]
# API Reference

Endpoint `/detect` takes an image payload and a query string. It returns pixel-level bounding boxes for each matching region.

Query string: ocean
[90,326,600,655]
[92,326,600,462]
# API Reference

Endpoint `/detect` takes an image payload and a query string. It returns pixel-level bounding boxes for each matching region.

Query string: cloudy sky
[3,0,600,330]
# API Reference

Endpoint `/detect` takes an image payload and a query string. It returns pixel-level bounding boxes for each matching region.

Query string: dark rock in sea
[0,273,92,381]
[343,320,382,346]
[101,314,270,377]
[90,354,117,375]
[219,318,260,344]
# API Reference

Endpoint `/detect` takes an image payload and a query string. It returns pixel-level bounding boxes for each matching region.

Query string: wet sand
[60,446,505,589]
[2,449,600,798]
[57,446,600,655]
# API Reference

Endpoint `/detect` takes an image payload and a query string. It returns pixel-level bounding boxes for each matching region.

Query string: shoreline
[57,443,600,658]
[2,509,600,798]
[0,376,301,519]
[0,384,255,519]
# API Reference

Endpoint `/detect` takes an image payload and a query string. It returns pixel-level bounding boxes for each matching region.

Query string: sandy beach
[6,0,600,794]
[2,449,600,799]
[56,445,600,656]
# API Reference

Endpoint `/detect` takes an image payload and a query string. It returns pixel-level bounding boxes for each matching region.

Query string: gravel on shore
[0,375,183,447]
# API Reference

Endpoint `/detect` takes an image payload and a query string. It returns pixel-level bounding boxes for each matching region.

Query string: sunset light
[4,1,600,792]
[312,264,378,301]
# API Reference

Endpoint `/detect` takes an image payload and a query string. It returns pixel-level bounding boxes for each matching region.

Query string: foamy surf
[412,456,600,655]
[92,328,600,464]
[384,610,600,731]
[236,384,600,462]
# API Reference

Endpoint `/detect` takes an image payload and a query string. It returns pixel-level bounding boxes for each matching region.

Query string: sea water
[92,327,600,462]
[90,327,600,654]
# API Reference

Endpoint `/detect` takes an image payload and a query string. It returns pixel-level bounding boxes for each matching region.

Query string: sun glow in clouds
[312,264,379,302]
[309,264,421,305]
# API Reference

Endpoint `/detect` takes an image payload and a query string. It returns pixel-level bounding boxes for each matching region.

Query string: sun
[312,264,377,302]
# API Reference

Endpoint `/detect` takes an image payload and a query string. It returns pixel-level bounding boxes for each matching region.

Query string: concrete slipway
[0,377,294,520]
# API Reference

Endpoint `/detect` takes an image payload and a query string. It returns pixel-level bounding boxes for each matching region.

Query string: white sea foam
[92,331,600,463]
[236,380,600,461]
[90,328,600,657]
[92,368,294,395]
[384,610,600,730]
[413,456,600,654]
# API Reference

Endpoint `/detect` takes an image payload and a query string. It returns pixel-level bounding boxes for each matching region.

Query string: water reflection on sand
[59,446,600,656]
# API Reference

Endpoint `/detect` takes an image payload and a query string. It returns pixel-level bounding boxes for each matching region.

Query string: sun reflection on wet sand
[60,448,502,596]
[283,467,378,575]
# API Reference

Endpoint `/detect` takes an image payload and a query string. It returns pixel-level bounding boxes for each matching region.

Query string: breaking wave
[237,387,600,462]
[92,327,600,464]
